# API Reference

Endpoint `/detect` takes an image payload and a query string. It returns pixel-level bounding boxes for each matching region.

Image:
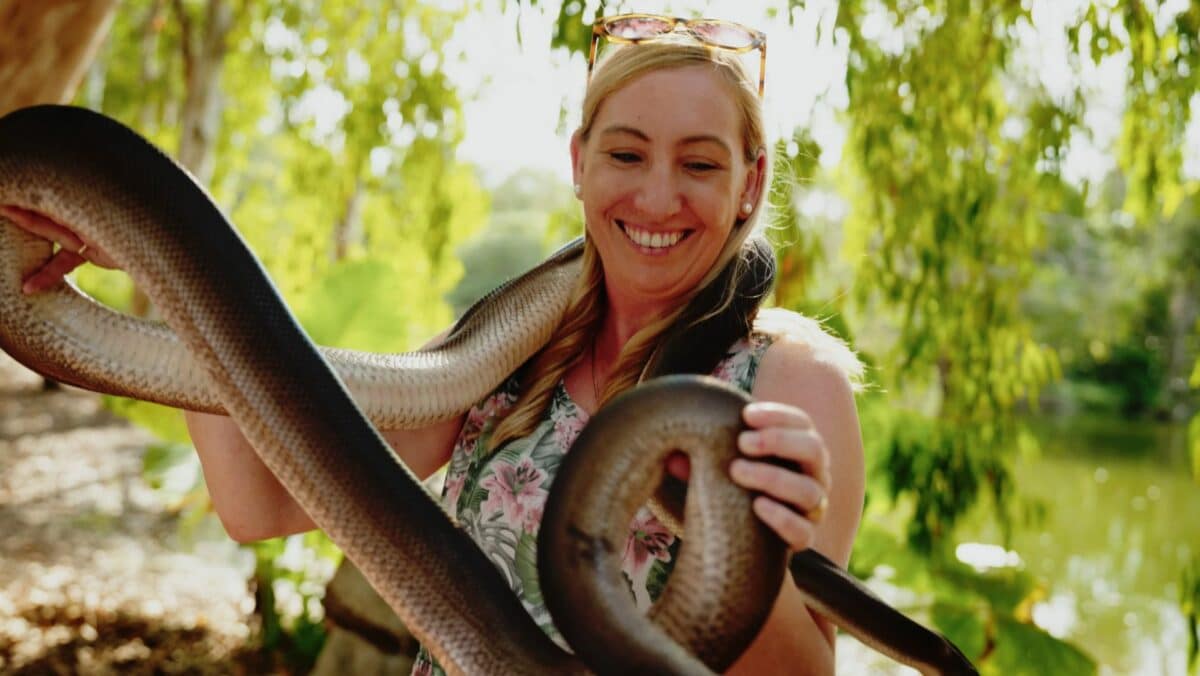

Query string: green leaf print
[461,477,488,516]
[643,539,683,603]
[515,531,544,607]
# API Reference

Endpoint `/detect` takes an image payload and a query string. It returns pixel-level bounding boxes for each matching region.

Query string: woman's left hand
[663,400,832,552]
[730,401,831,552]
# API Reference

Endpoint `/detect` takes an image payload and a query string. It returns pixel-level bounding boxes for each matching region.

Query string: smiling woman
[0,11,869,676]
[570,67,762,312]
[407,29,867,676]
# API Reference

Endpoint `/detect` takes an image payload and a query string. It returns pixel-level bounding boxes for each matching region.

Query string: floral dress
[411,332,775,675]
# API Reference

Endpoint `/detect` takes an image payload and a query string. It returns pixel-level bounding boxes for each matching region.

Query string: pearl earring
[741,201,753,215]
[574,184,582,197]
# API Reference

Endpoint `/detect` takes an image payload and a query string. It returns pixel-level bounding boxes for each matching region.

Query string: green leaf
[930,600,987,664]
[103,396,191,444]
[848,523,934,589]
[1181,561,1200,672]
[141,441,200,493]
[1191,415,1200,484]
[514,531,543,606]
[933,559,1039,617]
[293,257,427,353]
[990,617,1097,676]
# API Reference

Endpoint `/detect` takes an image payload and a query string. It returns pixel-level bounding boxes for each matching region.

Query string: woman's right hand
[0,205,120,293]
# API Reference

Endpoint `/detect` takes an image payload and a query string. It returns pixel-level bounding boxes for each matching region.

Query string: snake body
[0,105,977,675]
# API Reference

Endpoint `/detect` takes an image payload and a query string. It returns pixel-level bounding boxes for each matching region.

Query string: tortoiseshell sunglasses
[587,13,767,98]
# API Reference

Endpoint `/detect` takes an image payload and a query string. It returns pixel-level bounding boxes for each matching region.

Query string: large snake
[0,105,977,675]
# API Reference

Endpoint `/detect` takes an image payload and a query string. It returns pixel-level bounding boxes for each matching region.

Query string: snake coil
[0,105,976,675]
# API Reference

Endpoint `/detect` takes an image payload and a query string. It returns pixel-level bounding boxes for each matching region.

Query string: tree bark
[333,178,365,262]
[0,0,119,116]
[0,0,118,388]
[170,0,236,186]
[311,559,418,676]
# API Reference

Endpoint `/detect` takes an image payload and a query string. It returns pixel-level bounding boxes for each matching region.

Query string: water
[959,415,1198,675]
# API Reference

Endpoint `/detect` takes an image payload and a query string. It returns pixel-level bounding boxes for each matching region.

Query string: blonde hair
[489,40,769,451]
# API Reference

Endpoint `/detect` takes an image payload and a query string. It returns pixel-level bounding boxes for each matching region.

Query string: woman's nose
[632,165,682,219]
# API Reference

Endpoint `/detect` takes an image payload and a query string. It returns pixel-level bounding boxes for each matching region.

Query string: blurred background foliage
[31,0,1200,673]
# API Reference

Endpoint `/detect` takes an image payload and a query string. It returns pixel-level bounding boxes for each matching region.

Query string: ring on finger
[76,244,89,258]
[808,493,829,523]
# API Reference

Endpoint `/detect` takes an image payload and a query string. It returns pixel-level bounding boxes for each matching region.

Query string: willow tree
[835,1,1196,664]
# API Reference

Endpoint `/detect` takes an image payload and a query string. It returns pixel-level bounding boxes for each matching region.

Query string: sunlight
[447,1,849,185]
[955,542,1023,571]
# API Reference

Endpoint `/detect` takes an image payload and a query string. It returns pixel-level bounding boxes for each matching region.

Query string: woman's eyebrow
[600,125,650,141]
[600,126,732,155]
[679,134,732,155]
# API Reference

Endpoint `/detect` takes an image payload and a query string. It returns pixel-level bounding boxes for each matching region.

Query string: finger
[22,250,85,294]
[81,246,120,270]
[742,401,813,430]
[752,496,816,551]
[737,427,831,489]
[730,459,826,514]
[0,206,85,252]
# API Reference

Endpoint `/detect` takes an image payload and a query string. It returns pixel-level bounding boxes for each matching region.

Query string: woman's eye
[685,161,719,172]
[609,151,640,163]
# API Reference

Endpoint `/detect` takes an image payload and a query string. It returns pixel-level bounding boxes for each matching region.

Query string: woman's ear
[741,148,768,210]
[570,129,585,194]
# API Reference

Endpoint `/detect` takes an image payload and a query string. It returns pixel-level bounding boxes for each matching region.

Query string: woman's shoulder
[750,308,865,392]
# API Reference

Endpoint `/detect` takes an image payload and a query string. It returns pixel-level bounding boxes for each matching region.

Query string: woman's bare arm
[186,409,464,543]
[727,334,866,675]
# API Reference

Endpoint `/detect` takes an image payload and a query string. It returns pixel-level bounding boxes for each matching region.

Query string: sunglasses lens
[604,16,675,40]
[690,21,757,49]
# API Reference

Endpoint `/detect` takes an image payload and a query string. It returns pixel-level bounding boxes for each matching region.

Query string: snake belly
[0,104,979,676]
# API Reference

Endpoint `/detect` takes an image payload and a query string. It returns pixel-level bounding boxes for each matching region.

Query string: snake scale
[0,105,977,675]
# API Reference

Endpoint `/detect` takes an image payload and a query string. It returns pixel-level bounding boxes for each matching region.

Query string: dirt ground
[0,352,266,674]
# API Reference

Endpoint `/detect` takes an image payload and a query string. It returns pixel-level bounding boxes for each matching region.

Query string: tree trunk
[0,0,118,388]
[126,0,236,319]
[170,0,236,186]
[333,178,366,262]
[0,0,119,116]
[311,559,418,676]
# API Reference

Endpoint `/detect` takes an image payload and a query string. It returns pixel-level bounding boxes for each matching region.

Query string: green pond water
[957,415,1198,675]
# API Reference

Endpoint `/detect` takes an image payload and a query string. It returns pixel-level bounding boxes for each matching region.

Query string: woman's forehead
[591,66,742,144]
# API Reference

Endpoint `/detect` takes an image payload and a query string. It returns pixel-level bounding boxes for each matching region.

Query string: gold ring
[76,244,89,258]
[809,493,829,523]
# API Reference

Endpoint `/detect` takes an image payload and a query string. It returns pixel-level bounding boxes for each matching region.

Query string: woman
[0,17,865,675]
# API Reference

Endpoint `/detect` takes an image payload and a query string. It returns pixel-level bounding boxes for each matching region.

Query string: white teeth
[620,223,685,250]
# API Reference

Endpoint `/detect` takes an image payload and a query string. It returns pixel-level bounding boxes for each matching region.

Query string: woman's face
[571,65,763,315]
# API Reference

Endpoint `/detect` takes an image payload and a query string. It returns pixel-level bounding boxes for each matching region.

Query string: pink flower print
[466,404,489,430]
[622,509,676,607]
[624,510,675,574]
[486,389,516,415]
[479,458,548,534]
[553,411,586,448]
[711,359,735,382]
[443,473,466,516]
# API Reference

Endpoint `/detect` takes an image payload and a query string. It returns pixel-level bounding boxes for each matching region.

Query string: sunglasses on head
[588,13,767,98]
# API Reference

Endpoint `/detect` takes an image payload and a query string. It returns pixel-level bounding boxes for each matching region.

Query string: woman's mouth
[617,220,692,252]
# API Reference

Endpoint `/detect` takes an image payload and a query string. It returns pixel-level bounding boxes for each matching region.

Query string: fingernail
[729,458,751,481]
[22,280,36,294]
[752,496,779,518]
[738,431,761,453]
